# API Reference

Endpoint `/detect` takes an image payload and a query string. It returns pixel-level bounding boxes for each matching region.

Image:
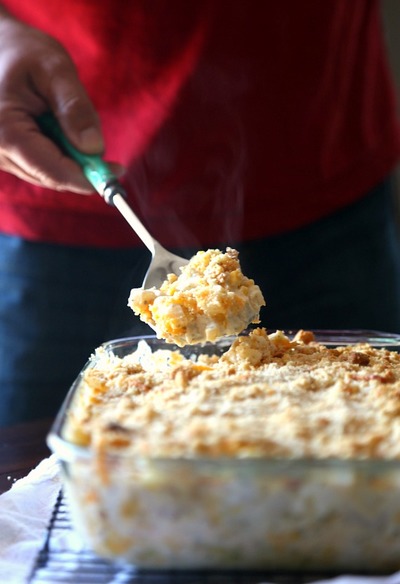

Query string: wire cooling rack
[28,489,345,584]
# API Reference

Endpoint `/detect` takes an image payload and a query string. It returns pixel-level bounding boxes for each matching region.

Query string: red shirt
[0,0,399,248]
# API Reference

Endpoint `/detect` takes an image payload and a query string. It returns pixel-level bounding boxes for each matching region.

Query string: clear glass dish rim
[47,329,400,469]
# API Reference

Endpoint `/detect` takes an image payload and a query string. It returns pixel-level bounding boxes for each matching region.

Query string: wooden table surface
[0,417,53,495]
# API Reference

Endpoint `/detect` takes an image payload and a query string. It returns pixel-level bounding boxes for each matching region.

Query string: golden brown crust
[64,328,400,460]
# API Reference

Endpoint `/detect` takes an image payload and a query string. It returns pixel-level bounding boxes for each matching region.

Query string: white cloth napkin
[1,456,400,584]
[0,455,61,584]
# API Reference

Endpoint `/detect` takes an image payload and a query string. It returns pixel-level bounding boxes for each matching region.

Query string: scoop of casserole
[128,247,265,346]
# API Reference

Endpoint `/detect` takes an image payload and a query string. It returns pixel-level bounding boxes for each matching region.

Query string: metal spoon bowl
[110,191,188,288]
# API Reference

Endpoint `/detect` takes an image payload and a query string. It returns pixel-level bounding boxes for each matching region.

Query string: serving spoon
[37,112,188,288]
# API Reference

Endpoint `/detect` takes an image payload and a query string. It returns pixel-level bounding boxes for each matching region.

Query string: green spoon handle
[37,112,121,202]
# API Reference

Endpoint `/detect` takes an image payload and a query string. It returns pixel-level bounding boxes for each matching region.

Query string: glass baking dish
[47,329,400,572]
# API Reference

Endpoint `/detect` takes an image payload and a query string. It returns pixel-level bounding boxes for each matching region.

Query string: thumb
[39,59,104,154]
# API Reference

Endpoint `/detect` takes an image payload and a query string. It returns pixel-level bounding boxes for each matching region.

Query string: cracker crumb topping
[64,328,400,460]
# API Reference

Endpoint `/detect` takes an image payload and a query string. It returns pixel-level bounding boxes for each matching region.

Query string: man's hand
[0,9,105,193]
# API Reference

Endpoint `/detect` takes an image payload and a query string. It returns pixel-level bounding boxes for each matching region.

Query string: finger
[0,114,95,193]
[0,154,90,192]
[1,154,94,193]
[33,54,104,154]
